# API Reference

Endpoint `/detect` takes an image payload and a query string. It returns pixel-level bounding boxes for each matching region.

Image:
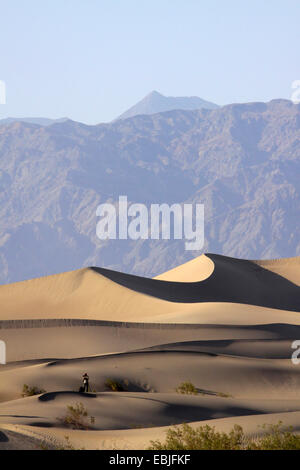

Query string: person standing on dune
[82,373,89,392]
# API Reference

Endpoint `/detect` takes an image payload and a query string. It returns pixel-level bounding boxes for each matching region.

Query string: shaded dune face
[91,254,300,312]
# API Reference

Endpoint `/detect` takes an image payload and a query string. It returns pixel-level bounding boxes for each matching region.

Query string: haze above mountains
[0,94,299,284]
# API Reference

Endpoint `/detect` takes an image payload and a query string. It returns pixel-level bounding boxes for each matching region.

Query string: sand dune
[4,410,300,450]
[0,354,294,404]
[0,253,299,449]
[0,254,299,323]
[2,336,300,403]
[2,391,300,431]
[91,254,300,310]
[2,390,300,449]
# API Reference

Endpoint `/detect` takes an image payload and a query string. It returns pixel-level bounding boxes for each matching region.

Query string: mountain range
[0,98,299,284]
[0,91,218,126]
[0,117,69,127]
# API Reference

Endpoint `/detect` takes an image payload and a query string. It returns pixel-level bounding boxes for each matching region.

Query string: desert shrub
[22,384,46,397]
[149,423,244,450]
[248,422,300,450]
[59,402,95,430]
[176,381,198,395]
[105,378,125,392]
[149,422,300,450]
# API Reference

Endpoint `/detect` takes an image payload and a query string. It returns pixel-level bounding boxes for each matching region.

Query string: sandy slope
[2,391,300,430]
[2,345,300,403]
[0,427,44,450]
[2,320,300,363]
[0,253,299,449]
[253,257,300,286]
[2,392,300,450]
[4,410,300,450]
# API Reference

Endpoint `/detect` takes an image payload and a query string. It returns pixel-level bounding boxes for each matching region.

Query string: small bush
[59,402,95,430]
[149,422,300,450]
[22,384,46,397]
[149,423,244,450]
[105,379,125,392]
[176,381,198,395]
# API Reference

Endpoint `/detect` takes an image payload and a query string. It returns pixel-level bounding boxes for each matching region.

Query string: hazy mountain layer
[0,99,299,283]
[0,117,68,127]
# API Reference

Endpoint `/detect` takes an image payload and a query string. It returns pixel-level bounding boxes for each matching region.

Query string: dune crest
[154,254,214,282]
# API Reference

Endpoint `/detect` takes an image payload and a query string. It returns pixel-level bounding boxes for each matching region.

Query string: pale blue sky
[0,0,299,123]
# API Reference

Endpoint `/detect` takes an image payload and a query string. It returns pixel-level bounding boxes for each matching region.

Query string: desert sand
[0,253,299,449]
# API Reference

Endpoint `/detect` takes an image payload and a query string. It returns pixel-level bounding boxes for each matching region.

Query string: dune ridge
[91,254,300,311]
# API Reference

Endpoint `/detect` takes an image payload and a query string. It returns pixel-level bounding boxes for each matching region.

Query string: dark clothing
[82,374,89,393]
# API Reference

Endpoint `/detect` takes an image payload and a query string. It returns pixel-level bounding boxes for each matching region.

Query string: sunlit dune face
[154,254,215,282]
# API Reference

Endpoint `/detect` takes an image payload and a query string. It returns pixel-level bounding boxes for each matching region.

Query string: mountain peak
[147,90,162,97]
[116,91,218,120]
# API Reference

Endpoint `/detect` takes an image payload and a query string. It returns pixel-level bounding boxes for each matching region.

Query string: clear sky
[0,0,299,124]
